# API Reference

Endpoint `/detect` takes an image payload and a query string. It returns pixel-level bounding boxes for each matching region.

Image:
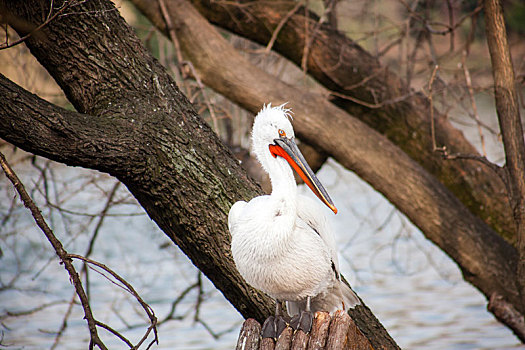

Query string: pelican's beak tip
[330,205,338,215]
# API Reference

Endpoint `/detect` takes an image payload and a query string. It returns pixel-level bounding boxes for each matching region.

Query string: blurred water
[0,155,523,349]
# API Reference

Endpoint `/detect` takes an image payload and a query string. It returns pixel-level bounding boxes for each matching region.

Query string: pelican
[229,104,360,337]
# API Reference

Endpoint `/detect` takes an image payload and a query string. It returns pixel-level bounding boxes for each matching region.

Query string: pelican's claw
[289,311,313,333]
[261,315,288,339]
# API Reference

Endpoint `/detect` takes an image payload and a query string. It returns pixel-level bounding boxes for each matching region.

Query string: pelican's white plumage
[229,104,359,318]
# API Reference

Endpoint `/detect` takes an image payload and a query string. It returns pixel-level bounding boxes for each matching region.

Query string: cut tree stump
[236,311,373,350]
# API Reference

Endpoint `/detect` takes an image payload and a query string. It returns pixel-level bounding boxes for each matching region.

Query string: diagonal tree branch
[189,0,515,243]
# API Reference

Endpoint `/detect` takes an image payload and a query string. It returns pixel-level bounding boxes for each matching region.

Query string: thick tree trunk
[189,0,515,243]
[129,0,521,320]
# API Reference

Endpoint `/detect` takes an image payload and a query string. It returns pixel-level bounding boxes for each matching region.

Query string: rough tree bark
[189,0,515,243]
[129,0,522,326]
[0,0,399,348]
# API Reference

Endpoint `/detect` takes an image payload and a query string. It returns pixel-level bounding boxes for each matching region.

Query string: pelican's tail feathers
[340,280,361,310]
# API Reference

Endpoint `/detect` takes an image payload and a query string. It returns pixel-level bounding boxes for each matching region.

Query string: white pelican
[229,104,360,337]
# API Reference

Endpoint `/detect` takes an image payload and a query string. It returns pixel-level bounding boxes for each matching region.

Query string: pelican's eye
[278,129,286,137]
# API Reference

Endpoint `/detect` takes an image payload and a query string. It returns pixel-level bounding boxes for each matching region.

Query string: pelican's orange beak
[269,137,338,214]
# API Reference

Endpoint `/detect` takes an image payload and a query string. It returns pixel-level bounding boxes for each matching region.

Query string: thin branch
[461,50,486,157]
[193,271,204,323]
[0,300,70,320]
[301,7,323,73]
[397,0,483,36]
[159,281,199,324]
[95,320,134,348]
[264,1,303,55]
[446,0,454,51]
[158,0,183,67]
[50,181,121,348]
[426,65,504,179]
[377,36,403,57]
[0,151,108,350]
[67,254,159,347]
[439,151,503,176]
[84,181,120,258]
[0,0,78,50]
[190,272,237,339]
[427,64,441,152]
[51,291,77,350]
[328,88,417,109]
[1,152,153,349]
[181,60,220,135]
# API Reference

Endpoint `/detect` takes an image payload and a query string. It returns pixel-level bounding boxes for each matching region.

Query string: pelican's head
[252,103,294,153]
[251,104,337,214]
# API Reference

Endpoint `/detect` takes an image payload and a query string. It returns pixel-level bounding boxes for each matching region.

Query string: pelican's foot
[289,311,313,333]
[261,315,288,339]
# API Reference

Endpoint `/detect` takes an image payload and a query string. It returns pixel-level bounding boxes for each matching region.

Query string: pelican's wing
[228,200,247,235]
[297,194,340,278]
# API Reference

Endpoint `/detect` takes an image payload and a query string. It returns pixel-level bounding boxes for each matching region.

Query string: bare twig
[191,272,237,339]
[51,181,121,348]
[158,0,183,68]
[0,151,108,350]
[437,151,503,176]
[0,300,70,320]
[67,254,159,348]
[159,281,199,324]
[427,65,442,152]
[264,1,303,55]
[397,0,482,36]
[461,50,487,157]
[0,153,157,349]
[322,0,338,29]
[301,3,324,74]
[0,0,78,50]
[328,88,417,109]
[94,320,134,348]
[426,65,503,178]
[51,291,77,350]
[446,0,454,52]
[377,36,403,57]
[182,61,220,135]
[193,271,204,323]
[85,181,120,258]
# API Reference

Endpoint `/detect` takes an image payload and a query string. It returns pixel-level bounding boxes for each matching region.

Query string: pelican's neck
[266,155,297,217]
